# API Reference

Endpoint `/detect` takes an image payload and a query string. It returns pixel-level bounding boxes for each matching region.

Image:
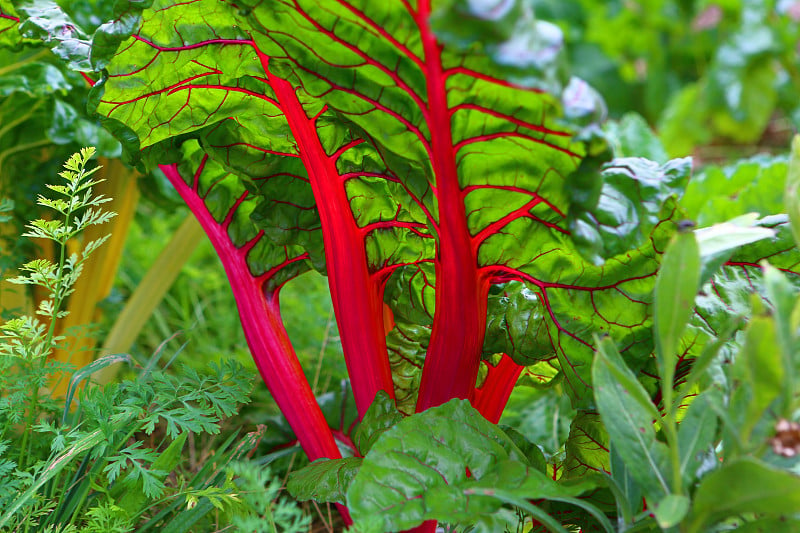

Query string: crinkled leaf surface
[683,154,789,226]
[17,0,93,71]
[346,399,598,531]
[79,0,800,414]
[287,456,362,505]
[171,140,312,287]
[567,156,691,264]
[84,0,685,410]
[352,390,403,455]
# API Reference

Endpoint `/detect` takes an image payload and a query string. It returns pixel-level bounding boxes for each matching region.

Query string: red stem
[415,1,489,411]
[473,354,525,424]
[161,164,342,465]
[259,54,395,419]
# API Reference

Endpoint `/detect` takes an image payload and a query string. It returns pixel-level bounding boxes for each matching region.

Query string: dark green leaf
[483,281,552,364]
[353,391,403,455]
[498,425,546,474]
[347,399,593,531]
[287,457,362,504]
[567,155,690,265]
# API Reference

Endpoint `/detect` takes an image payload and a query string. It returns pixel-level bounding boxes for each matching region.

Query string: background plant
[0,148,261,532]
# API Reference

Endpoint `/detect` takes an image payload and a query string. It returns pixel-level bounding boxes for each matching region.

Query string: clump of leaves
[0,148,257,532]
[0,146,114,468]
[228,461,310,533]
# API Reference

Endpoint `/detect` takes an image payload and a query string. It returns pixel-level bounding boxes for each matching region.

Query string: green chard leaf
[347,399,602,532]
[287,457,362,505]
[353,390,403,456]
[68,0,800,491]
[82,0,690,413]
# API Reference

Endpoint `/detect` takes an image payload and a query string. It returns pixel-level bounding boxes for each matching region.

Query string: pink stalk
[161,163,341,464]
[260,57,395,419]
[415,2,490,411]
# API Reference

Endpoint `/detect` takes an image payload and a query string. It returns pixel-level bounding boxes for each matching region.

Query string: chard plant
[5,0,800,530]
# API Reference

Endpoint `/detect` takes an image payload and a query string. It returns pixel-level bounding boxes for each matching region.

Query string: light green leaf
[731,312,783,444]
[655,231,701,394]
[694,217,775,284]
[653,493,690,528]
[592,336,670,501]
[677,395,717,486]
[786,135,800,248]
[688,458,800,533]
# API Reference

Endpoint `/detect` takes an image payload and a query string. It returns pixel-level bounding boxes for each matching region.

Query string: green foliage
[592,214,800,531]
[227,461,311,533]
[4,1,800,531]
[0,149,257,532]
[539,0,800,156]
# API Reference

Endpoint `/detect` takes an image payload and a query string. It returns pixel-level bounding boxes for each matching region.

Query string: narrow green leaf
[63,352,132,424]
[592,336,671,501]
[595,336,661,422]
[0,418,131,529]
[731,313,783,443]
[677,395,717,485]
[688,458,800,532]
[785,135,800,248]
[609,442,642,524]
[762,263,798,415]
[655,231,701,392]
